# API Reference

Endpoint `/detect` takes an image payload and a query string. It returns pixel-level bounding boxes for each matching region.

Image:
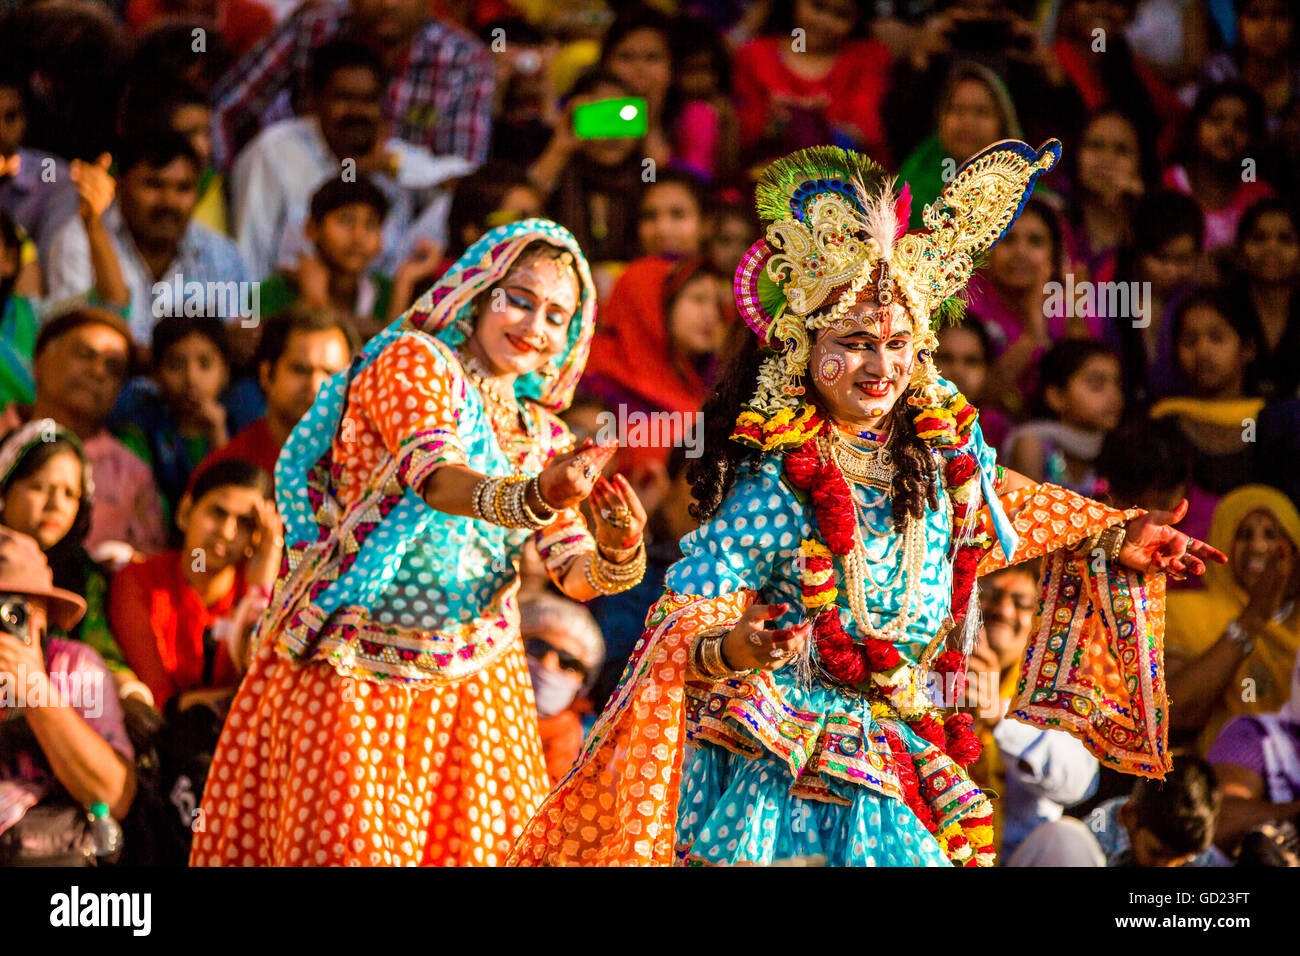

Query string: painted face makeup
[808,298,916,427]
[472,250,580,378]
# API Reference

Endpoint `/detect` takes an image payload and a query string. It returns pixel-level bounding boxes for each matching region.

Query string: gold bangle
[1097,524,1126,563]
[692,626,743,680]
[584,540,646,595]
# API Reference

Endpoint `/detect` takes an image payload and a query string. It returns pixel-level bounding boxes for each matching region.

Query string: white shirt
[229,116,472,280]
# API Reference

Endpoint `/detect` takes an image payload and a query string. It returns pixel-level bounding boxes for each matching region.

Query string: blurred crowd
[0,0,1299,867]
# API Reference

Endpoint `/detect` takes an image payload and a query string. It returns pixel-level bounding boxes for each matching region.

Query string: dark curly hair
[688,331,940,531]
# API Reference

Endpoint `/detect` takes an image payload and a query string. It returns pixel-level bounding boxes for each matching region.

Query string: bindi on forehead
[508,255,581,311]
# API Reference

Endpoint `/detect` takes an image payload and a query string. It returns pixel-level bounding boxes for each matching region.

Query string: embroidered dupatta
[509,481,1171,866]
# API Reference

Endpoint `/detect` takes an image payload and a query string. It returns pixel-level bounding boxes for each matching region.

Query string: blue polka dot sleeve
[664,456,809,600]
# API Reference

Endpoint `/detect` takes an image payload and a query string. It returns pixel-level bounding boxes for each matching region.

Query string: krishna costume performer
[511,141,1223,867]
[191,219,648,866]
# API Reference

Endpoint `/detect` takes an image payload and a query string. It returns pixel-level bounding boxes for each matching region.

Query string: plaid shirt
[211,3,494,171]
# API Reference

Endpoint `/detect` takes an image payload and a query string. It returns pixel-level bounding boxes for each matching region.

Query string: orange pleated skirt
[189,634,550,866]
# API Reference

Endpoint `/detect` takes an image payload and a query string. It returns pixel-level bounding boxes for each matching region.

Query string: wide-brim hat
[0,527,86,631]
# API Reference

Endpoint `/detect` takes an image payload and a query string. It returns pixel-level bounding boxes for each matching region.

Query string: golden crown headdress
[733,139,1061,429]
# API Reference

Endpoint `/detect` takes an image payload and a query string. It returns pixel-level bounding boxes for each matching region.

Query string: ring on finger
[747,632,762,646]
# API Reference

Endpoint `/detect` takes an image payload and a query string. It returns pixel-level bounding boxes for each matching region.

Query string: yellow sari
[1166,485,1300,753]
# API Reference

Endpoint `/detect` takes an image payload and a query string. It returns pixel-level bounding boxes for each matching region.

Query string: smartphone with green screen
[572,97,648,140]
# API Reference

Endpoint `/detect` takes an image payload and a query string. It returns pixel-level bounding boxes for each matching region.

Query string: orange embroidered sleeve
[351,333,471,492]
[975,483,1142,576]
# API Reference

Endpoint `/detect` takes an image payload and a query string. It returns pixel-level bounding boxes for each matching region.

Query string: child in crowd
[257,177,393,339]
[935,317,1010,450]
[1106,189,1206,406]
[111,316,232,529]
[1150,288,1264,546]
[1163,80,1277,252]
[520,593,604,783]
[969,198,1094,414]
[1064,107,1154,285]
[1003,339,1123,497]
[1096,415,1194,514]
[637,169,705,260]
[1229,198,1300,400]
[107,459,280,714]
[668,14,740,183]
[0,209,37,407]
[0,419,147,705]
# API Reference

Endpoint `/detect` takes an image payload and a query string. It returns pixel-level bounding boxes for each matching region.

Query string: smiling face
[470,248,581,379]
[807,298,916,427]
[1231,508,1297,595]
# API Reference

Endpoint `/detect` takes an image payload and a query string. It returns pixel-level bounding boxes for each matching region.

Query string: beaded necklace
[457,348,537,469]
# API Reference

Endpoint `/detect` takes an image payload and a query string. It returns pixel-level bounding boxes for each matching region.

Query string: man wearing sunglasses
[520,594,604,785]
[965,560,1100,861]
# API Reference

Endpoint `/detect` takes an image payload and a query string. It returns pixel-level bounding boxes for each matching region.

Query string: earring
[454,312,474,341]
[539,360,561,383]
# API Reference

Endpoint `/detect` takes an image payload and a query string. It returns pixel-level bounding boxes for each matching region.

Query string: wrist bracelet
[584,540,646,595]
[692,626,745,680]
[598,539,641,563]
[471,474,552,530]
[1224,619,1255,656]
[1097,524,1126,563]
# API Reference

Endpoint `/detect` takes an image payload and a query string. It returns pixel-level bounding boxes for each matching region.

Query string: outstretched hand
[1120,499,1227,579]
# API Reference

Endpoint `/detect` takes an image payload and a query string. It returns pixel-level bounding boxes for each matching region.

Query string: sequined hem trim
[685,671,986,829]
[275,595,519,686]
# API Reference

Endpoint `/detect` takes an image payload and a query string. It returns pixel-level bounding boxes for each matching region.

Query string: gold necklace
[457,349,517,408]
[828,432,894,490]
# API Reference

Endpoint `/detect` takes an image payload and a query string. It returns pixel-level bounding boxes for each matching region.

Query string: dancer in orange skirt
[191,219,648,865]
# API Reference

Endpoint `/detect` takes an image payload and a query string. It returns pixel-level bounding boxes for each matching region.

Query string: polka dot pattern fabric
[190,635,548,866]
[676,746,950,866]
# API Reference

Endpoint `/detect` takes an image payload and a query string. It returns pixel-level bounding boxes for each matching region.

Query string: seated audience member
[730,0,893,168]
[528,69,648,273]
[897,61,1023,232]
[935,317,1009,450]
[123,0,274,60]
[703,189,757,278]
[520,593,604,783]
[196,305,357,485]
[442,160,542,273]
[597,5,676,172]
[968,198,1094,415]
[1167,485,1300,753]
[668,14,741,184]
[1096,415,1194,513]
[45,133,250,345]
[0,68,79,277]
[1002,340,1123,497]
[1104,189,1205,406]
[1062,107,1156,286]
[1162,80,1277,253]
[1189,0,1299,137]
[259,177,444,338]
[964,560,1100,860]
[3,308,167,558]
[481,17,559,166]
[1207,647,1300,853]
[0,527,135,864]
[108,460,280,713]
[582,256,730,475]
[1227,198,1300,401]
[636,169,706,261]
[118,82,231,236]
[229,38,471,282]
[1149,288,1263,543]
[0,209,38,407]
[1009,758,1226,867]
[112,316,233,526]
[0,420,146,704]
[208,0,493,170]
[1050,0,1185,161]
